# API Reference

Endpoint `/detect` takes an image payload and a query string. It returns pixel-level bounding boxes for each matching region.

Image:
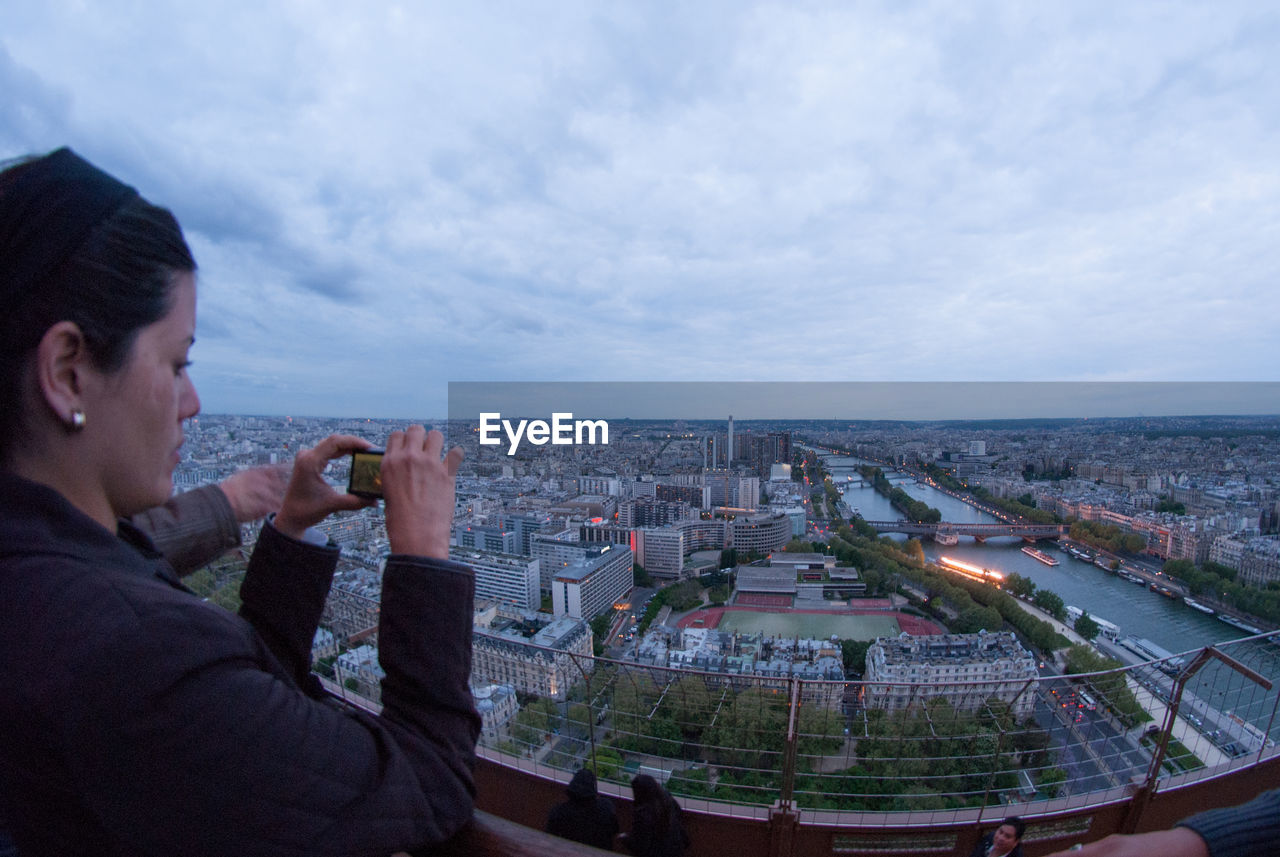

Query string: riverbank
[1011,598,1228,769]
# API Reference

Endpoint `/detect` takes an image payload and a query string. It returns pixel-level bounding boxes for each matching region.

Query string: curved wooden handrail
[400,809,620,857]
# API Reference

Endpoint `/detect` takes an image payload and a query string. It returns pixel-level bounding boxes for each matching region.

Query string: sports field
[715,610,901,640]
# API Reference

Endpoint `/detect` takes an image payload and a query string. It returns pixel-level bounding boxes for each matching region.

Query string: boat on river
[938,555,1004,585]
[1021,545,1059,566]
[1183,597,1215,615]
[1119,570,1146,584]
[1066,605,1121,640]
[1218,613,1263,634]
[934,530,959,546]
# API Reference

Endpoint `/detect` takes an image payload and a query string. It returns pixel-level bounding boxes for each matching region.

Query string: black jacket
[546,769,619,850]
[0,472,481,856]
[627,796,690,857]
[968,832,1024,857]
[1177,788,1280,857]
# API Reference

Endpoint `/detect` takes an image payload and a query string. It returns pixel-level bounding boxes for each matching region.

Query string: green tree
[566,702,593,738]
[1005,572,1036,599]
[633,562,653,587]
[587,747,624,782]
[590,610,615,655]
[957,604,1003,633]
[904,538,925,564]
[667,676,715,741]
[1074,612,1100,641]
[1038,767,1067,797]
[704,687,788,769]
[840,639,872,675]
[1032,588,1066,620]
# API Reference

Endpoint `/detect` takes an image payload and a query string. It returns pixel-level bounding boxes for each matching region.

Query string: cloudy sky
[4,2,1278,419]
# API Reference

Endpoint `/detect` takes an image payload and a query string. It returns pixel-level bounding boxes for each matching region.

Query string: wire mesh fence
[472,631,1280,820]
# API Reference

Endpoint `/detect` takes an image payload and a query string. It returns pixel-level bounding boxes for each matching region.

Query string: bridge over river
[863,520,1069,540]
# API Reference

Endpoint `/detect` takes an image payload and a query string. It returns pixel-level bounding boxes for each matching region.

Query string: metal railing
[467,631,1280,825]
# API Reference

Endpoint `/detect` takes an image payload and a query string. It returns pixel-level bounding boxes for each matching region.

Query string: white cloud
[3,1,1278,416]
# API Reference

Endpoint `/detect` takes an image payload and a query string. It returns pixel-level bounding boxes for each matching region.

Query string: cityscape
[8,2,1280,852]
[177,409,1280,817]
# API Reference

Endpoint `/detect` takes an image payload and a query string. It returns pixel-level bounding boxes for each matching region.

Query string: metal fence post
[779,678,801,809]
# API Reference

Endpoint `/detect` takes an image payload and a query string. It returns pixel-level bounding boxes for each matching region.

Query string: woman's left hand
[219,464,291,523]
[273,435,376,540]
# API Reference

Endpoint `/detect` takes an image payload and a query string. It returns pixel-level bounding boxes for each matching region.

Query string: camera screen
[348,450,385,498]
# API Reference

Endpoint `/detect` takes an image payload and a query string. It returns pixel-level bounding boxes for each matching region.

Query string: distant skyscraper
[727,415,734,466]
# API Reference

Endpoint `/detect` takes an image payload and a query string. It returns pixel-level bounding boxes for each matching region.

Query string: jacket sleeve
[1177,788,1280,857]
[130,484,240,576]
[62,538,481,856]
[378,553,483,804]
[237,520,341,688]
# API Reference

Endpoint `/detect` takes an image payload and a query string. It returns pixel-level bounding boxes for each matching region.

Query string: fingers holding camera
[273,434,375,540]
[382,425,463,560]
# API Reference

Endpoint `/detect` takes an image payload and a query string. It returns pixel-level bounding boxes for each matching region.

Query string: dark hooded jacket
[968,832,1024,857]
[0,471,481,856]
[626,775,689,857]
[546,769,619,850]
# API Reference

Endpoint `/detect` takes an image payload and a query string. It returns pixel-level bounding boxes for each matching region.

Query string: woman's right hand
[380,425,464,559]
[273,435,376,540]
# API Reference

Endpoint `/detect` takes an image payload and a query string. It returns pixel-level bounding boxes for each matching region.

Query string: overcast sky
[4,2,1278,419]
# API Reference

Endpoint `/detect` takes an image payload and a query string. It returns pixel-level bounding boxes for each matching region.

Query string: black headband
[0,147,140,306]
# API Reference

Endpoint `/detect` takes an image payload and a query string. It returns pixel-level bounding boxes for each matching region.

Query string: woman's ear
[34,320,92,428]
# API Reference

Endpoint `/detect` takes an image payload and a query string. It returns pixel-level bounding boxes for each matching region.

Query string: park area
[677,605,943,640]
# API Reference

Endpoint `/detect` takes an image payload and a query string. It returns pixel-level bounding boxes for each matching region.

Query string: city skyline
[4,3,1279,418]
[447,382,1280,423]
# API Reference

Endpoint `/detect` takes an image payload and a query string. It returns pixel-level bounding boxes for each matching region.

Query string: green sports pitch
[714,611,901,640]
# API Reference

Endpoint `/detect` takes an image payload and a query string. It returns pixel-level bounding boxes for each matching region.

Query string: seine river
[817,453,1257,655]
[814,450,1280,744]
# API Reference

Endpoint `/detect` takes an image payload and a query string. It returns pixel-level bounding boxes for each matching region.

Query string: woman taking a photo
[0,148,478,855]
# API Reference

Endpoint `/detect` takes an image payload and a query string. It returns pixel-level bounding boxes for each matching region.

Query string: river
[817,452,1247,652]
[816,451,1280,742]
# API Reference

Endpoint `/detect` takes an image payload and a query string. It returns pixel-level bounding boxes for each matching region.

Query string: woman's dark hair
[631,773,672,828]
[0,152,194,457]
[999,816,1026,840]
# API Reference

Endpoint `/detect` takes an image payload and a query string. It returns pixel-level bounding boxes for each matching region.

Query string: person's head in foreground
[1,147,477,857]
[0,147,197,522]
[990,816,1025,856]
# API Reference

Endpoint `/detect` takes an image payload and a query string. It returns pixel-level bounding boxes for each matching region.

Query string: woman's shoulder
[6,546,245,656]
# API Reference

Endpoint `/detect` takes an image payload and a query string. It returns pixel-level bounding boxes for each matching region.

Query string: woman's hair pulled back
[0,153,195,456]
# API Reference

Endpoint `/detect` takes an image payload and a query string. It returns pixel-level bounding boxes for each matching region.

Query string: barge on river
[1020,545,1059,566]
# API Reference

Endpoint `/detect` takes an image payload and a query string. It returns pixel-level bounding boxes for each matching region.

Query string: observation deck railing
[445,631,1278,819]
[333,630,1280,854]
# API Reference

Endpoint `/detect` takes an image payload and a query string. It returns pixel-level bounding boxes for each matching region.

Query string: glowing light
[938,555,1004,584]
